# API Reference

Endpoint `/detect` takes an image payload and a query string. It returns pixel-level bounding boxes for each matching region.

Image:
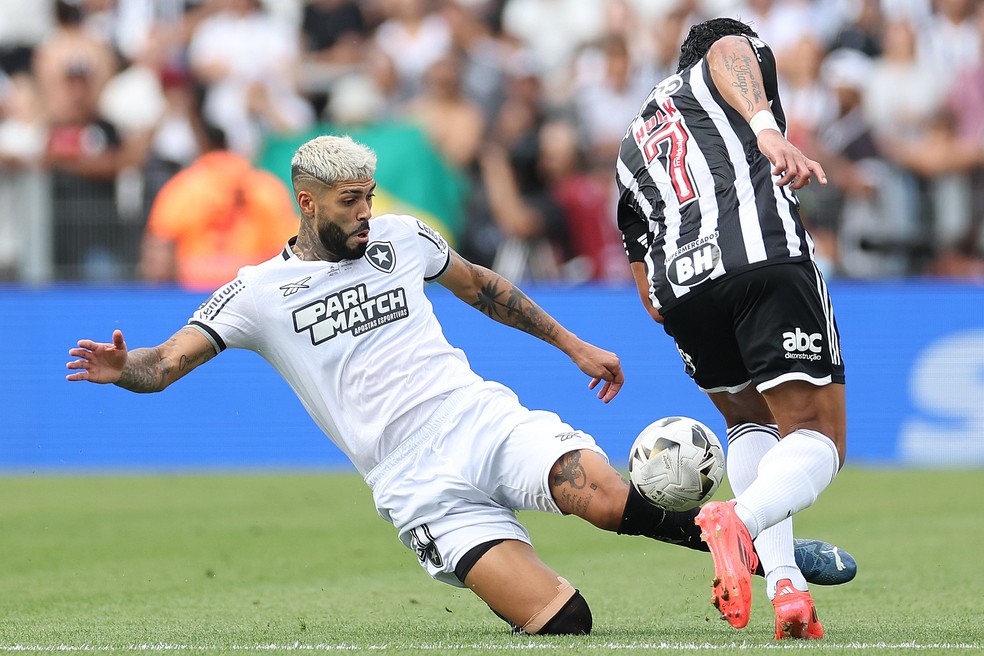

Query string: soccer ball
[628,416,725,511]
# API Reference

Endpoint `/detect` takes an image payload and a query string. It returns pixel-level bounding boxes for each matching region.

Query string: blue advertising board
[2,281,982,471]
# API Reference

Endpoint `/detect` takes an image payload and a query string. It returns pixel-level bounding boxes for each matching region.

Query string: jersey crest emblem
[365,241,396,274]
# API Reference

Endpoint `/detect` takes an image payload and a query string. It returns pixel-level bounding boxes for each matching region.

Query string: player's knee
[525,587,592,636]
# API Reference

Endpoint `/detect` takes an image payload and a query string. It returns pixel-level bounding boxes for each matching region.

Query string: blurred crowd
[1,0,983,287]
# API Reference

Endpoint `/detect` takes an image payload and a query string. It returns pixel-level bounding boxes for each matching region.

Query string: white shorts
[365,381,606,587]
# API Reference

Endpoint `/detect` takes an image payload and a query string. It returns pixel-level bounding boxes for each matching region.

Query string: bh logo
[667,242,721,286]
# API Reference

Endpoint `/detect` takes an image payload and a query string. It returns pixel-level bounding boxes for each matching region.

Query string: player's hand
[66,329,128,384]
[756,130,827,190]
[570,341,624,403]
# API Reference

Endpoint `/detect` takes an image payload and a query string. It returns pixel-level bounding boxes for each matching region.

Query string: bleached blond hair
[290,135,377,193]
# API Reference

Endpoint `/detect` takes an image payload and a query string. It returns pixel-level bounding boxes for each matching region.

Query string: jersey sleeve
[743,35,780,103]
[617,191,650,263]
[411,218,452,281]
[187,275,260,352]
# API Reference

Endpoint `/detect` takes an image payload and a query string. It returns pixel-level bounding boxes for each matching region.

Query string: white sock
[733,429,839,541]
[725,423,779,493]
[726,424,806,597]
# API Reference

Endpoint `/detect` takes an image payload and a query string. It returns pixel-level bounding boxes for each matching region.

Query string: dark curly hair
[676,18,759,73]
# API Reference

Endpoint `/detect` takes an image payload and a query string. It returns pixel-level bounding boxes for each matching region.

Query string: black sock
[617,486,708,551]
[618,487,767,576]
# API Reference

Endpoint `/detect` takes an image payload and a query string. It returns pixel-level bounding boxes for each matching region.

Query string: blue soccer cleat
[752,538,857,585]
[792,538,858,585]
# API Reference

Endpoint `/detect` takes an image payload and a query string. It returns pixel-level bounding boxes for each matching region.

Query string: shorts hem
[756,372,833,392]
[699,380,752,394]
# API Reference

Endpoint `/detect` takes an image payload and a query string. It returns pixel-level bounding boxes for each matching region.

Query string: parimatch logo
[293,283,408,344]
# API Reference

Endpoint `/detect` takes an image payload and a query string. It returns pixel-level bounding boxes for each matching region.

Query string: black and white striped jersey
[616,36,815,312]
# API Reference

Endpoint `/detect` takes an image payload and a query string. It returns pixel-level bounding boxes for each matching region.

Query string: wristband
[749,110,780,137]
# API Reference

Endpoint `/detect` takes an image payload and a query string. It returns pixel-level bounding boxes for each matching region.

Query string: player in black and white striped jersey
[616,18,845,640]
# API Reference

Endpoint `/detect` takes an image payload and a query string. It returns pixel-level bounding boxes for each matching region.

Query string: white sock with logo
[733,428,839,543]
[726,424,806,597]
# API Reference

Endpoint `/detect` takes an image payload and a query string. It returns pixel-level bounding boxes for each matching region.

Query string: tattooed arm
[66,327,216,393]
[706,35,825,189]
[437,251,623,402]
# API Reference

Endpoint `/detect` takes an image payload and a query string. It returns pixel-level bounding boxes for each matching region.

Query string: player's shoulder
[371,213,420,234]
[372,214,447,245]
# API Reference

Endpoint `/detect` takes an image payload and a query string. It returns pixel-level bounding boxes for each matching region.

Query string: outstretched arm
[706,35,826,190]
[66,327,216,393]
[437,251,624,403]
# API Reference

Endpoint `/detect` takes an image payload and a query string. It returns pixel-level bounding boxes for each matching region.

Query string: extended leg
[460,539,592,635]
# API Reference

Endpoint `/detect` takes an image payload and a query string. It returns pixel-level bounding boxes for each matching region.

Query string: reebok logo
[782,328,823,361]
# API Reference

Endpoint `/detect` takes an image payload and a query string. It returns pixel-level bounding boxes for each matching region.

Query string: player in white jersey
[67,134,855,635]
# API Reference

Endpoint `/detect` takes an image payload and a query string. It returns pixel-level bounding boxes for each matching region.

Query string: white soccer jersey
[189,214,483,476]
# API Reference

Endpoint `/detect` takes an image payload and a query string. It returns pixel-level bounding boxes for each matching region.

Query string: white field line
[0,643,982,652]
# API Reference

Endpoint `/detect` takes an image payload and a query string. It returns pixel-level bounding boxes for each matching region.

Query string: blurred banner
[4,281,982,471]
[256,122,470,246]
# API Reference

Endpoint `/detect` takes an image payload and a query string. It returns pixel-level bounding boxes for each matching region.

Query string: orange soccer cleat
[772,579,824,639]
[695,501,759,629]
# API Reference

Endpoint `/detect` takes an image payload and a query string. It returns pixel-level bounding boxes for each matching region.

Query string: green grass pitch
[1,467,981,655]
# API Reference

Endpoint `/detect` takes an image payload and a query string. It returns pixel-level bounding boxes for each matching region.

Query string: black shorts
[661,261,846,393]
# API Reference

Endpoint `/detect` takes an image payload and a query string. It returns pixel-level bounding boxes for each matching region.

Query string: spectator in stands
[140,66,204,215]
[806,48,914,278]
[298,0,370,118]
[775,36,837,152]
[186,0,314,158]
[33,0,117,127]
[828,0,883,57]
[726,0,828,61]
[441,0,511,126]
[571,34,653,168]
[921,0,980,88]
[0,0,52,79]
[500,0,606,101]
[460,49,558,278]
[403,53,485,169]
[478,125,566,281]
[372,0,452,104]
[43,60,131,281]
[940,0,984,276]
[862,17,947,275]
[140,124,298,291]
[0,70,45,280]
[537,118,628,282]
[644,2,695,83]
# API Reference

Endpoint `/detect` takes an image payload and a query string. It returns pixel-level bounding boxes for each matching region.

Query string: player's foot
[751,539,858,585]
[695,501,759,629]
[791,538,858,585]
[772,579,824,639]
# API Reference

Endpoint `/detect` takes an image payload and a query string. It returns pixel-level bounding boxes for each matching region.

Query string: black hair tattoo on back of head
[676,18,759,73]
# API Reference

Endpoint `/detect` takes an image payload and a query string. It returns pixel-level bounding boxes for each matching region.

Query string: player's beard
[316,210,369,261]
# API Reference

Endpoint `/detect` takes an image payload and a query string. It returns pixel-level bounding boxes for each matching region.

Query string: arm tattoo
[116,332,214,393]
[116,347,169,393]
[467,263,561,344]
[724,52,764,114]
[178,349,210,373]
